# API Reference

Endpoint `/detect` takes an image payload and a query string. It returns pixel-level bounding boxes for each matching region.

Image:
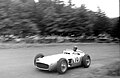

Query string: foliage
[0,0,119,38]
[110,17,120,39]
[93,8,112,36]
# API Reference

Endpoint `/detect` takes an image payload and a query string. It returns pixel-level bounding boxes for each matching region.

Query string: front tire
[82,54,91,68]
[57,58,68,74]
[34,53,44,66]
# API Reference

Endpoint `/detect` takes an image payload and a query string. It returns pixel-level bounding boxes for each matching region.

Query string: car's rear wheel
[57,58,68,74]
[34,53,44,66]
[82,54,91,68]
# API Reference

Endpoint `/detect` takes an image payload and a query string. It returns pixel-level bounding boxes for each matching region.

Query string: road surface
[0,43,119,78]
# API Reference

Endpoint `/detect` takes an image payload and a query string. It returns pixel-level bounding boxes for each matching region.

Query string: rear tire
[82,54,91,68]
[57,58,68,74]
[34,53,44,66]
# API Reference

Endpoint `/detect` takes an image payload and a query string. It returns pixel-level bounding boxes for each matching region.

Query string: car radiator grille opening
[36,63,49,69]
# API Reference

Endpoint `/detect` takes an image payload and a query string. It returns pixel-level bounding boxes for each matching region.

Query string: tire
[82,54,91,68]
[34,53,44,66]
[57,58,68,74]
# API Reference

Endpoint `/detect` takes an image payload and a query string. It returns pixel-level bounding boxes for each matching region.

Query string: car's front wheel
[57,58,68,74]
[82,54,91,68]
[34,53,44,66]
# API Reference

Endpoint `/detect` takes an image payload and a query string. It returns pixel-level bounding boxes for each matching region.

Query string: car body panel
[35,49,85,71]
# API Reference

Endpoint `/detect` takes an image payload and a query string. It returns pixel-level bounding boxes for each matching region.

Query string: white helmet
[73,46,77,51]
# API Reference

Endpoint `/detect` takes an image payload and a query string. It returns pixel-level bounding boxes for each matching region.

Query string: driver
[73,46,78,52]
[73,46,83,53]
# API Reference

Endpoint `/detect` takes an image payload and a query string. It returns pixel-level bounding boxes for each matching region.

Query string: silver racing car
[34,46,91,74]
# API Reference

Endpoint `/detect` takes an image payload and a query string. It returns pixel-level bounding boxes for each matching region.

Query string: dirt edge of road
[0,43,119,49]
[91,61,120,77]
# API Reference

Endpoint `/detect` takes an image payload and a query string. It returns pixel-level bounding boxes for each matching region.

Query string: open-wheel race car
[34,46,91,74]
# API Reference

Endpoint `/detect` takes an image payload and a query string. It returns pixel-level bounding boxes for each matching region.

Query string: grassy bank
[92,61,120,77]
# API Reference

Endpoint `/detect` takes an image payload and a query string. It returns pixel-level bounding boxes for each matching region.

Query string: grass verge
[92,61,120,77]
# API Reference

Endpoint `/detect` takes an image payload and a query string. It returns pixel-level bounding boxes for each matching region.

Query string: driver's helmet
[73,46,78,51]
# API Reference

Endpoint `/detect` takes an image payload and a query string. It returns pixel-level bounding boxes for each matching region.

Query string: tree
[43,4,94,37]
[110,17,120,39]
[93,7,111,36]
[0,0,39,36]
[0,0,118,38]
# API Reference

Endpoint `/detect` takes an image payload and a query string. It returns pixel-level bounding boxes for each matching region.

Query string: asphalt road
[0,43,119,78]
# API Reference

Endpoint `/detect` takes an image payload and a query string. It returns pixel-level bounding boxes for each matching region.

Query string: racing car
[34,47,91,74]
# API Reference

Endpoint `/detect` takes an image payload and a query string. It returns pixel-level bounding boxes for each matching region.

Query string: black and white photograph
[0,0,119,78]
